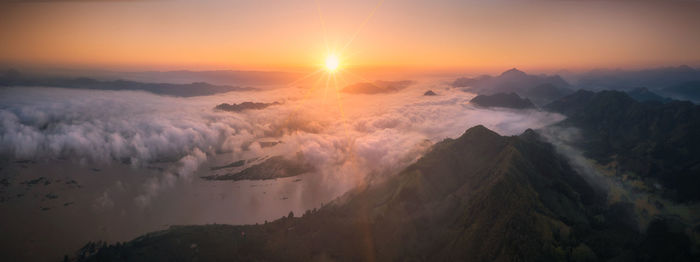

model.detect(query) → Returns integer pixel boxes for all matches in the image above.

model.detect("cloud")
[537,126,609,192]
[0,83,563,206]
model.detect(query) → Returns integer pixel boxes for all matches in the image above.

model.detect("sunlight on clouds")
[0,81,563,205]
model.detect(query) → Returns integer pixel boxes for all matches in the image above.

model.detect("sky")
[2,0,700,73]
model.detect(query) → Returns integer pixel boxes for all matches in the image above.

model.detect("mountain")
[500,67,528,78]
[110,70,302,86]
[423,90,437,96]
[452,68,573,106]
[661,81,700,103]
[214,101,280,112]
[341,80,413,94]
[545,90,700,201]
[573,65,700,91]
[0,68,302,86]
[72,125,698,261]
[0,70,254,97]
[521,83,576,105]
[626,87,672,103]
[452,74,491,87]
[470,92,535,109]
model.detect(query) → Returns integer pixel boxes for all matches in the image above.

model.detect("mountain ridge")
[0,70,254,97]
[72,125,675,261]
[452,69,573,106]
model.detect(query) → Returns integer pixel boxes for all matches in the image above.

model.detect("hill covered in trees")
[72,126,698,261]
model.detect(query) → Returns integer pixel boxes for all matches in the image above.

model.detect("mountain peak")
[500,68,527,77]
[520,128,538,139]
[459,125,501,141]
[676,64,695,72]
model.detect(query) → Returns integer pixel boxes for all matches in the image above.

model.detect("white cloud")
[0,83,564,206]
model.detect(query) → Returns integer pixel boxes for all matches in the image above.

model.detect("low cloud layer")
[0,81,564,206]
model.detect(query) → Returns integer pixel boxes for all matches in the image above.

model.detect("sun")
[325,54,340,72]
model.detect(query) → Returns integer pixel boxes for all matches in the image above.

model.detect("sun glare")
[325,55,340,72]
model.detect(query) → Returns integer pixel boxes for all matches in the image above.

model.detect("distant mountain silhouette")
[470,92,535,109]
[0,68,303,86]
[0,69,254,97]
[72,125,696,261]
[660,81,700,103]
[112,70,302,86]
[626,87,672,103]
[546,90,700,201]
[452,74,491,87]
[574,65,700,92]
[214,101,280,112]
[423,90,437,96]
[452,68,572,105]
[499,67,528,78]
[341,80,413,94]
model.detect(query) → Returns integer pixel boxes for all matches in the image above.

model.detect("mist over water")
[0,79,563,260]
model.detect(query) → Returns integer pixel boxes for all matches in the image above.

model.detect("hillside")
[70,125,698,261]
[662,81,700,103]
[574,65,700,91]
[545,90,700,201]
[470,92,535,109]
[626,87,672,103]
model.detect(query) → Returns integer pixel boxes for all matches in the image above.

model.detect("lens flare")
[325,55,339,72]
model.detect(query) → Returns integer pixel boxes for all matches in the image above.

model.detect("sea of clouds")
[0,81,564,206]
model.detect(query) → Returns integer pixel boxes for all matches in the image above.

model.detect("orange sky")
[2,0,700,73]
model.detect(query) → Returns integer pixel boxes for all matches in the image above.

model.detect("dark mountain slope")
[661,81,700,103]
[453,68,573,106]
[545,90,700,201]
[626,87,672,103]
[73,125,664,261]
[574,65,700,91]
[470,92,535,109]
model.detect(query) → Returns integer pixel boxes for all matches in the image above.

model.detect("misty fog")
[0,79,563,260]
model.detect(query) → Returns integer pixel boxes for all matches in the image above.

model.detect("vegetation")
[72,126,699,261]
[546,90,700,201]
[470,92,535,109]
